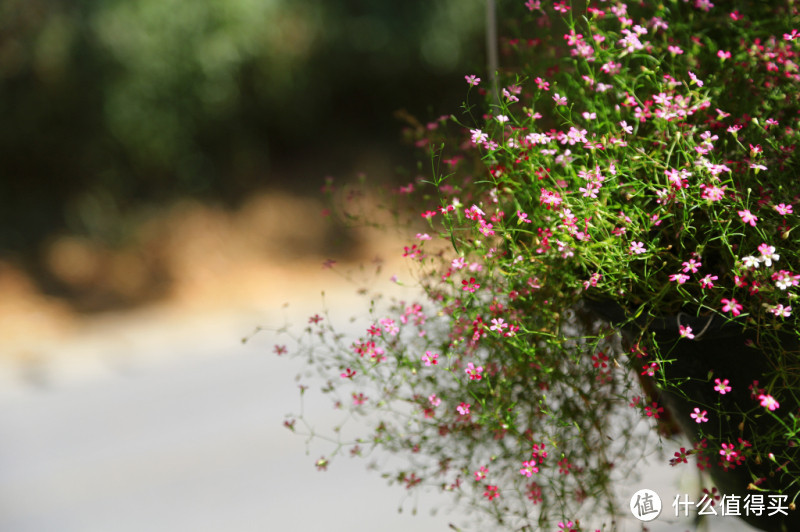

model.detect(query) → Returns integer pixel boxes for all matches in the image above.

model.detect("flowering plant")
[274,1,800,530]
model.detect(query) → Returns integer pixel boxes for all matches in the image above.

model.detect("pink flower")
[470,129,488,145]
[738,209,758,227]
[669,273,690,284]
[535,77,550,91]
[525,0,541,12]
[690,408,708,423]
[700,274,718,288]
[519,460,539,477]
[641,362,658,377]
[490,318,508,332]
[457,402,471,415]
[714,378,732,394]
[688,71,704,86]
[679,325,695,339]
[553,1,570,13]
[421,351,439,366]
[465,362,484,381]
[461,277,480,293]
[473,465,488,481]
[717,50,731,60]
[769,304,792,317]
[553,93,568,106]
[483,485,500,500]
[465,75,480,86]
[721,298,743,316]
[629,241,645,255]
[720,443,738,462]
[773,270,800,290]
[757,243,779,266]
[682,259,702,273]
[774,203,793,215]
[759,394,780,411]
[428,394,441,407]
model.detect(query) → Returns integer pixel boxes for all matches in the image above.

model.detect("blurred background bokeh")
[1,0,486,312]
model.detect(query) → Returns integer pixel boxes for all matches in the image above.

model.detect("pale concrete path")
[0,293,761,531]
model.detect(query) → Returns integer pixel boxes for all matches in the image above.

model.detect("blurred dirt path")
[0,189,417,383]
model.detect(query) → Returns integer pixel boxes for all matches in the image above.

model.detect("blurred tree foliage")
[0,0,484,253]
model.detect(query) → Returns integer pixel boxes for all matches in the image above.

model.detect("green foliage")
[0,0,485,252]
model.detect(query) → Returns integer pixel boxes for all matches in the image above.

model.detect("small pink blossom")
[669,273,690,284]
[721,298,743,316]
[720,442,738,462]
[679,325,695,339]
[700,274,718,288]
[757,243,779,266]
[483,485,500,500]
[519,460,539,477]
[738,209,758,227]
[759,394,780,411]
[772,270,800,290]
[700,184,727,202]
[428,394,441,407]
[682,259,702,273]
[769,304,792,317]
[465,362,484,381]
[553,1,570,13]
[535,77,550,91]
[774,203,793,215]
[490,318,508,332]
[525,0,541,12]
[629,241,645,255]
[690,408,708,423]
[457,402,471,415]
[421,351,439,366]
[714,378,732,394]
[461,277,480,293]
[465,75,480,86]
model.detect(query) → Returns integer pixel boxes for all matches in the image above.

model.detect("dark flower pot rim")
[583,297,744,341]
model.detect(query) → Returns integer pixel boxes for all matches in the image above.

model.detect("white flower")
[741,256,760,269]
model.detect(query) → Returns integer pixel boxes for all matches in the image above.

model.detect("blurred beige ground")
[0,189,415,371]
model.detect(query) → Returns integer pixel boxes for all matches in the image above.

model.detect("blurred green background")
[0,0,486,263]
